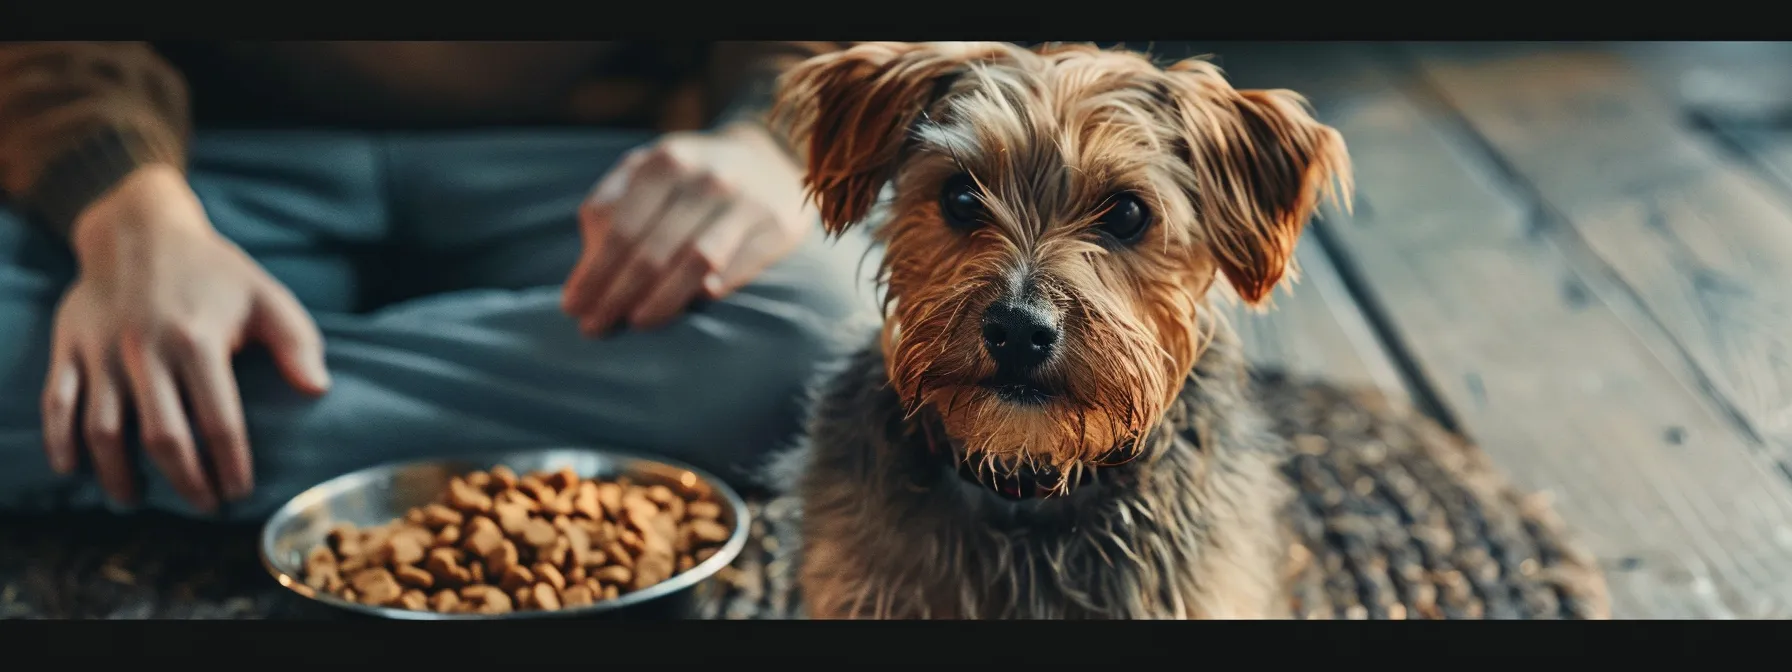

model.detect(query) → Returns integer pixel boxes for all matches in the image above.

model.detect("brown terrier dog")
[763,42,1351,619]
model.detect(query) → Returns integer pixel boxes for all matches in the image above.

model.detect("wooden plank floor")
[1195,42,1792,619]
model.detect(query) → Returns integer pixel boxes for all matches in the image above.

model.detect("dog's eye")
[939,173,987,230]
[1097,193,1151,243]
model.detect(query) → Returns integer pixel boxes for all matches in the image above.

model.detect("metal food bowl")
[259,448,750,620]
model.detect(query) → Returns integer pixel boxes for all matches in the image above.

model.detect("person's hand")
[561,121,816,335]
[41,164,330,512]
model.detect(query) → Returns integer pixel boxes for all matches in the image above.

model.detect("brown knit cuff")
[24,124,186,239]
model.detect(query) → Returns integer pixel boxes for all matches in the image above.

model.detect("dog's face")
[773,42,1350,486]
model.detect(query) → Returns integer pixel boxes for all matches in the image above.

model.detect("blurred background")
[1144,41,1792,619]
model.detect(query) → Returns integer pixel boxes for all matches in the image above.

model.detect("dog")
[763,41,1351,619]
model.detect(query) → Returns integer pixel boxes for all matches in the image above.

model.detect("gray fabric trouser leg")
[0,128,881,521]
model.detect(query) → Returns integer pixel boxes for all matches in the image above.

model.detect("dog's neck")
[914,412,1118,501]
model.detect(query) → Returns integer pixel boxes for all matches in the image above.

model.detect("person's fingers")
[579,245,653,337]
[170,337,254,502]
[564,147,683,317]
[119,332,217,513]
[562,200,613,316]
[628,202,760,330]
[590,176,729,333]
[251,284,330,395]
[602,145,692,242]
[625,247,713,332]
[80,349,134,506]
[564,206,630,323]
[40,339,82,475]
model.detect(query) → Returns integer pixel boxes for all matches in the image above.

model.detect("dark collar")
[913,409,1208,500]
[918,420,1102,501]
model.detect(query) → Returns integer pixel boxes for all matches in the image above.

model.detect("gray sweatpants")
[0,128,880,520]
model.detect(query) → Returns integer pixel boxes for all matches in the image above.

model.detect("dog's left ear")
[1163,59,1352,306]
[771,42,1019,236]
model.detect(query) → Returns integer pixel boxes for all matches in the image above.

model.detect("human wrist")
[718,119,802,169]
[28,123,190,240]
[69,163,208,260]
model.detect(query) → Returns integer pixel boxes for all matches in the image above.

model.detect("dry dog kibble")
[596,482,624,518]
[383,535,426,566]
[498,565,534,593]
[486,539,520,578]
[687,501,721,520]
[395,565,435,589]
[430,589,460,613]
[592,564,631,586]
[574,482,603,519]
[351,568,403,606]
[562,584,595,607]
[490,465,519,490]
[448,478,493,513]
[460,584,513,614]
[464,517,504,555]
[299,465,733,613]
[603,540,633,570]
[465,471,492,490]
[467,559,486,585]
[521,519,557,549]
[688,519,731,545]
[535,563,566,591]
[422,504,464,528]
[532,583,562,611]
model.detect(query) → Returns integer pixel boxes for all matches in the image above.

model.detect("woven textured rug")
[0,373,1608,620]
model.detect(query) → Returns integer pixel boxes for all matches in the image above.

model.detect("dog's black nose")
[981,301,1059,372]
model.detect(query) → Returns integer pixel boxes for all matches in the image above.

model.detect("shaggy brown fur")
[765,42,1351,619]
[765,324,1292,618]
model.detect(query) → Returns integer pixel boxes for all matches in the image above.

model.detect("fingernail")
[704,274,725,296]
[49,452,74,475]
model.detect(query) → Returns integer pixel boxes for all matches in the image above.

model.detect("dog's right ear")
[1161,59,1352,308]
[771,41,1017,236]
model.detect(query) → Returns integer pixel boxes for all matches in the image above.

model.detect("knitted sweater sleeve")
[0,41,191,238]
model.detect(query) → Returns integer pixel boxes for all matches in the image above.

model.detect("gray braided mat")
[0,373,1607,620]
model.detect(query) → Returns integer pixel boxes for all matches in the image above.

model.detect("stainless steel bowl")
[259,448,750,620]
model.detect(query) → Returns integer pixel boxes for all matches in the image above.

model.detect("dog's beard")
[931,389,1128,495]
[885,303,1172,492]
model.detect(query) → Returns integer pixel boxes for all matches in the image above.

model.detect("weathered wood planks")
[1219,43,1792,618]
[1227,235,1412,406]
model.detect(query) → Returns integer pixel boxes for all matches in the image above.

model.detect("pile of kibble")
[298,465,734,614]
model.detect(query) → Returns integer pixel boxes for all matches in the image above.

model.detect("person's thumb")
[251,285,331,396]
